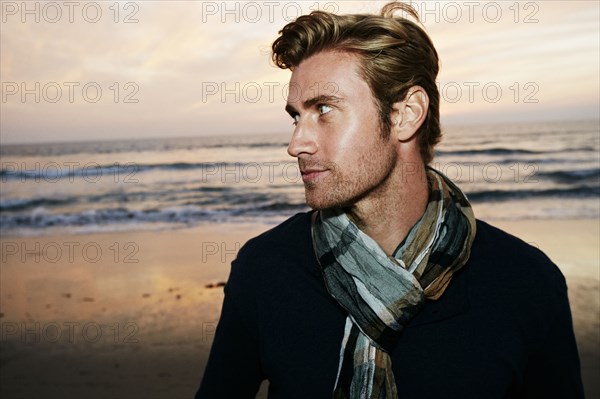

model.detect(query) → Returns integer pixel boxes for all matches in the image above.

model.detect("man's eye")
[292,114,300,126]
[318,104,332,115]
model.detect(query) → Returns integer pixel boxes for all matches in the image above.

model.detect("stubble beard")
[302,138,397,211]
[303,171,349,210]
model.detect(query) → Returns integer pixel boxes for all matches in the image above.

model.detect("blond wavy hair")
[272,2,440,164]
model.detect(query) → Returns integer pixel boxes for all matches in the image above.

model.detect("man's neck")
[346,162,429,256]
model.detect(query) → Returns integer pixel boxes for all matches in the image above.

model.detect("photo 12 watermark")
[425,162,539,184]
[200,1,339,23]
[1,1,140,24]
[201,81,339,104]
[1,241,141,264]
[401,1,540,24]
[437,81,540,104]
[0,321,140,344]
[1,82,140,104]
[1,162,140,183]
[199,161,300,184]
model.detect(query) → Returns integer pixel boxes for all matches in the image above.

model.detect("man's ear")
[391,86,429,143]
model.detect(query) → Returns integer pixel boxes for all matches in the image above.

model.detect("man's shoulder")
[254,211,312,241]
[470,219,567,293]
[225,211,315,294]
[473,219,559,267]
[240,211,312,255]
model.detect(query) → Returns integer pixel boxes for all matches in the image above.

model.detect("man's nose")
[287,119,318,158]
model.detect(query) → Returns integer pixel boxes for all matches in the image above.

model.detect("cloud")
[1,1,598,143]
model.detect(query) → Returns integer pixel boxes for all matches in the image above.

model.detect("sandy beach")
[1,217,598,398]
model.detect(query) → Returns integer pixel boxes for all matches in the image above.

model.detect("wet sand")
[0,218,598,398]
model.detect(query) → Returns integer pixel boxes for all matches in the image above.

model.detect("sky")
[1,0,599,144]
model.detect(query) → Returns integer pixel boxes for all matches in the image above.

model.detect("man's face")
[285,50,398,210]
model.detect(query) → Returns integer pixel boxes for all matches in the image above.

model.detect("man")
[196,2,584,398]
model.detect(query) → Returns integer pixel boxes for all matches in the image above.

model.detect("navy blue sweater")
[196,212,584,398]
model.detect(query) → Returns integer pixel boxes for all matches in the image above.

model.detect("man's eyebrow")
[303,94,343,108]
[285,103,297,116]
[285,95,344,116]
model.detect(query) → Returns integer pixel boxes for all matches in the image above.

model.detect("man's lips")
[300,168,328,182]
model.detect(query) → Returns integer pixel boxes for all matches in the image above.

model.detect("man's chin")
[305,193,346,210]
[305,196,330,211]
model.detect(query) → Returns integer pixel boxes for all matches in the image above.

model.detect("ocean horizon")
[1,120,598,237]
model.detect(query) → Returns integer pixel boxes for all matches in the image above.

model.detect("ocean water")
[1,120,598,236]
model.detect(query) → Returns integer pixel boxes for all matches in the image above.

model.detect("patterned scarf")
[311,167,476,399]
